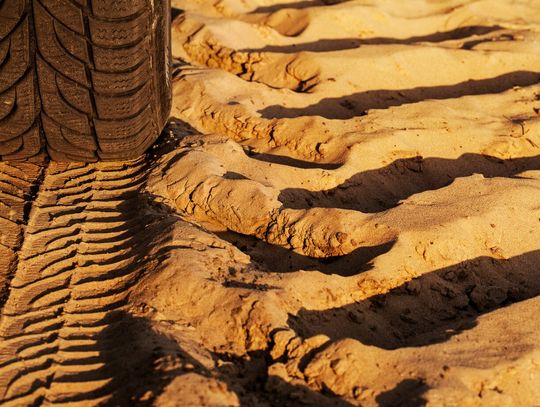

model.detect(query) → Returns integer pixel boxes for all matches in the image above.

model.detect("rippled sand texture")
[1,0,539,406]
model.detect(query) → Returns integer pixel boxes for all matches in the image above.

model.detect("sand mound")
[1,0,539,405]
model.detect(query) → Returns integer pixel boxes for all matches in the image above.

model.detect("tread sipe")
[0,0,171,161]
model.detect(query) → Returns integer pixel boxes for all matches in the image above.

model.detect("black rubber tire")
[0,0,171,161]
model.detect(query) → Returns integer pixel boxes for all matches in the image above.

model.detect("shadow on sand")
[252,0,345,13]
[289,250,540,349]
[278,153,540,213]
[96,311,357,406]
[259,71,540,119]
[241,25,503,53]
[218,230,396,276]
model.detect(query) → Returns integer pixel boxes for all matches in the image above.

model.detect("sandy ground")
[1,0,540,405]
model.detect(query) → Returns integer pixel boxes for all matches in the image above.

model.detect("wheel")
[0,0,171,161]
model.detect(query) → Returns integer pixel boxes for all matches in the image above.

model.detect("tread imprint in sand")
[0,158,166,405]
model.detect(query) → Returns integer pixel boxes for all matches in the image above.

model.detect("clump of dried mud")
[1,0,539,406]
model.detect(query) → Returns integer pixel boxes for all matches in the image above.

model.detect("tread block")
[37,58,92,135]
[0,87,16,121]
[0,0,25,39]
[2,125,44,160]
[91,62,150,94]
[91,0,147,19]
[54,20,90,64]
[34,0,88,86]
[94,82,151,120]
[47,145,96,162]
[0,70,39,140]
[98,120,155,153]
[56,74,93,115]
[42,114,96,155]
[92,40,148,72]
[37,0,85,35]
[61,126,97,152]
[0,18,31,94]
[89,11,150,48]
[0,130,23,155]
[0,38,9,66]
[94,106,152,140]
[98,135,153,160]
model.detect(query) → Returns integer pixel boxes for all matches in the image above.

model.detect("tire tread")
[0,0,171,161]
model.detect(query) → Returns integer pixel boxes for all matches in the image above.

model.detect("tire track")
[0,158,173,406]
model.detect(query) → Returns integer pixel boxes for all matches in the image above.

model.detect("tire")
[0,0,171,161]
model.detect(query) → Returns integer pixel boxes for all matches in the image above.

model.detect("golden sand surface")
[1,0,539,405]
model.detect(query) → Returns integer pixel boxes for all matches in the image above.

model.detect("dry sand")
[1,0,540,405]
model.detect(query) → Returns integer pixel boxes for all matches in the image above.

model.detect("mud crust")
[0,0,171,161]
